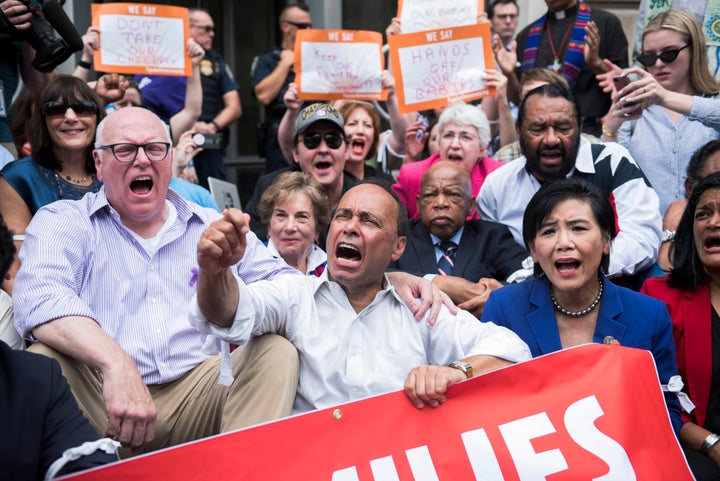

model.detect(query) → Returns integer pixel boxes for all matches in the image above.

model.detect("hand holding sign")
[294,29,387,101]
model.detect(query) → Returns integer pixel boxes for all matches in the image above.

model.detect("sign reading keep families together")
[91,3,191,77]
[65,345,692,480]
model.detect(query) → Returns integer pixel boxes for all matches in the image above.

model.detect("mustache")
[538,144,566,156]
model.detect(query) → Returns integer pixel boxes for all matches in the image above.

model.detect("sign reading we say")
[389,23,495,114]
[397,0,484,34]
[91,3,191,77]
[295,30,386,101]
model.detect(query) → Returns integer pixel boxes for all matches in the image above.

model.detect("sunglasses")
[42,100,98,118]
[636,44,689,67]
[192,24,214,33]
[285,20,312,29]
[301,132,344,150]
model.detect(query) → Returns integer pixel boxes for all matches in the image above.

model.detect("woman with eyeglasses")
[601,9,720,216]
[392,102,503,219]
[0,75,105,292]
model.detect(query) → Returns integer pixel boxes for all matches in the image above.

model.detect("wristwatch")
[701,433,720,455]
[661,229,676,242]
[448,361,473,379]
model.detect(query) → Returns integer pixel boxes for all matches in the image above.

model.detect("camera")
[192,132,223,150]
[0,0,83,73]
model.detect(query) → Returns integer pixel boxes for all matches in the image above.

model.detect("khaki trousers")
[30,334,299,457]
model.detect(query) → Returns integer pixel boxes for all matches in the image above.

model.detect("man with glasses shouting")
[251,4,313,173]
[244,102,357,249]
[12,107,301,457]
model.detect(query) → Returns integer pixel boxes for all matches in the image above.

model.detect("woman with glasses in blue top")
[0,75,105,293]
[600,9,720,217]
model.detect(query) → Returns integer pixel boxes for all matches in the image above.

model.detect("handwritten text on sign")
[91,3,191,76]
[398,0,482,34]
[296,30,385,101]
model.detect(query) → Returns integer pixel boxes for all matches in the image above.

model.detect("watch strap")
[448,361,473,379]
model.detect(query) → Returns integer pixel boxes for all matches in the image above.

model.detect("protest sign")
[64,344,692,481]
[294,30,386,101]
[91,3,191,76]
[388,23,495,114]
[397,0,484,34]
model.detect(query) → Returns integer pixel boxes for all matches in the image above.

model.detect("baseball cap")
[295,103,344,135]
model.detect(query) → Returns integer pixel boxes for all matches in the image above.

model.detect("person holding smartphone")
[601,9,720,216]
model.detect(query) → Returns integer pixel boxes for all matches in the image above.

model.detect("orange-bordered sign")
[91,3,191,77]
[64,344,693,481]
[294,29,387,102]
[397,0,485,34]
[388,23,495,114]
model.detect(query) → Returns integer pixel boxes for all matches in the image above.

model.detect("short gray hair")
[94,107,171,149]
[436,103,491,148]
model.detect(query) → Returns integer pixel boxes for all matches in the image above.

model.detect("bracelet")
[77,59,92,69]
[211,120,221,132]
[601,125,618,139]
[701,433,720,455]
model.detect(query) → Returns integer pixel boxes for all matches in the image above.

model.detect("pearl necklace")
[550,277,604,317]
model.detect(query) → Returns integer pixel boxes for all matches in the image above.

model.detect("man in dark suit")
[0,340,117,480]
[389,161,531,317]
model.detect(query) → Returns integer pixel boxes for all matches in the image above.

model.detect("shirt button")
[152,298,158,304]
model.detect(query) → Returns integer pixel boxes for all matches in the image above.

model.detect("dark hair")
[353,177,408,236]
[685,139,720,195]
[523,177,616,275]
[0,214,14,281]
[516,83,582,130]
[30,75,105,172]
[488,0,519,18]
[669,172,720,289]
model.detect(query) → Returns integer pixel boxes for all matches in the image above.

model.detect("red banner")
[63,344,693,480]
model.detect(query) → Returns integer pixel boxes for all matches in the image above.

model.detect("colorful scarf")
[521,2,592,89]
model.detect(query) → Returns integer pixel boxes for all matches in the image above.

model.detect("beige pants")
[30,334,299,457]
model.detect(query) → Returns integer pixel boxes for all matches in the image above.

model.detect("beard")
[520,133,580,182]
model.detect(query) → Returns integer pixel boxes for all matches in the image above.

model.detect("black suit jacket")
[390,219,529,282]
[0,342,115,480]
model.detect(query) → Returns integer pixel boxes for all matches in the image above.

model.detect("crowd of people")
[1,0,719,480]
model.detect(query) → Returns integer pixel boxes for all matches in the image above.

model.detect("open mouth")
[351,139,366,156]
[315,161,332,171]
[555,259,580,272]
[130,175,153,194]
[447,153,463,162]
[336,242,361,262]
[705,237,720,249]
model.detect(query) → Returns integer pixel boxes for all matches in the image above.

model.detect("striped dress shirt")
[13,189,296,384]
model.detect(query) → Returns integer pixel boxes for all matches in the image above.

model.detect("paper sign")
[91,3,191,77]
[294,30,387,101]
[388,23,495,114]
[397,0,484,34]
[63,345,693,481]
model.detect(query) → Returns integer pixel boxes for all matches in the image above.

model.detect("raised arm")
[277,82,301,164]
[169,38,204,142]
[72,26,100,81]
[253,49,295,106]
[381,70,409,171]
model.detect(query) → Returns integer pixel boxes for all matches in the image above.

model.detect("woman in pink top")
[392,102,503,218]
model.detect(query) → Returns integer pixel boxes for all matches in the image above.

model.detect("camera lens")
[192,133,206,146]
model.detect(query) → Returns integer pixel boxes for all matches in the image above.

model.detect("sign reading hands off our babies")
[91,3,191,77]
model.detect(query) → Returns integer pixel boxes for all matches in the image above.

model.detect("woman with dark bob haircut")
[258,171,330,275]
[0,75,105,291]
[642,173,720,479]
[483,177,682,435]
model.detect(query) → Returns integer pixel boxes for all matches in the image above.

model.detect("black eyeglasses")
[285,20,312,29]
[494,13,518,20]
[42,100,98,118]
[636,44,689,67]
[191,24,214,33]
[97,142,171,163]
[301,132,344,150]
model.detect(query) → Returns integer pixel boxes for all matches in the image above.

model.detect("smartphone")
[416,113,429,141]
[613,76,641,114]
